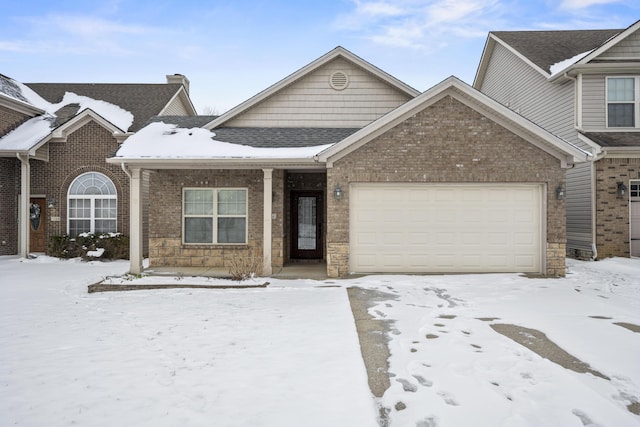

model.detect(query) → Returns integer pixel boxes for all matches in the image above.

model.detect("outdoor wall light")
[334,185,343,200]
[48,197,56,208]
[556,184,565,200]
[617,182,627,198]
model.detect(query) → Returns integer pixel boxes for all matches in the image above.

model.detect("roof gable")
[474,28,623,87]
[205,46,419,129]
[320,76,590,168]
[25,82,195,131]
[573,19,640,66]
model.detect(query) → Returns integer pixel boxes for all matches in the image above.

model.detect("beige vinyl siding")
[226,58,412,128]
[581,75,606,130]
[161,97,190,116]
[566,162,593,251]
[598,31,640,59]
[479,42,594,253]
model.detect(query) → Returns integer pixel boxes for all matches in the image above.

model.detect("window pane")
[218,190,246,215]
[95,199,117,219]
[608,104,634,127]
[95,220,117,234]
[69,220,91,237]
[608,78,634,101]
[185,190,213,215]
[69,198,91,219]
[185,217,213,243]
[70,172,116,196]
[297,197,317,250]
[218,218,246,243]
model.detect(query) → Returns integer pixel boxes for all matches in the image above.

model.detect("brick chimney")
[166,74,190,94]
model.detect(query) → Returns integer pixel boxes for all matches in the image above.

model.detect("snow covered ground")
[0,255,638,426]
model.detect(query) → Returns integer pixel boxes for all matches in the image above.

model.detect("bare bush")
[228,253,263,281]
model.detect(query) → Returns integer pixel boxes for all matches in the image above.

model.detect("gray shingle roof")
[145,116,360,148]
[582,132,639,147]
[492,29,622,73]
[212,127,360,148]
[0,74,30,104]
[25,83,185,131]
[146,115,217,128]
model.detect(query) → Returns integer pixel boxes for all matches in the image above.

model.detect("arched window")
[68,172,117,236]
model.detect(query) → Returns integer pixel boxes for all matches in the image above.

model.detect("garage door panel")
[350,183,542,273]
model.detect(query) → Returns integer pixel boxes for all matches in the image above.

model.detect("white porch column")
[129,168,143,274]
[262,168,273,276]
[17,154,31,258]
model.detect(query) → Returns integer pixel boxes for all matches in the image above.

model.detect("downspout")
[120,162,132,179]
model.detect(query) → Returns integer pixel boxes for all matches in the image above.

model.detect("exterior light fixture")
[556,184,565,200]
[334,185,343,200]
[617,182,627,198]
[48,197,56,208]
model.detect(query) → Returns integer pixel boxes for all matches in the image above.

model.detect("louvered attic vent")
[329,71,349,91]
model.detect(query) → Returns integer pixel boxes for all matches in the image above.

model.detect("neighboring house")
[474,20,640,259]
[110,47,588,278]
[0,73,196,257]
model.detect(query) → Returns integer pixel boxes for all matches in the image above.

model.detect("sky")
[1,1,639,114]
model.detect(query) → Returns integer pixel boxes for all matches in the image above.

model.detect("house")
[474,20,640,259]
[0,73,196,257]
[110,47,588,278]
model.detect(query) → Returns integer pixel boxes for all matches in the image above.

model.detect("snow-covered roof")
[113,122,332,160]
[0,75,134,154]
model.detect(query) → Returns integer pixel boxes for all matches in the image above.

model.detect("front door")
[291,191,323,259]
[29,197,46,252]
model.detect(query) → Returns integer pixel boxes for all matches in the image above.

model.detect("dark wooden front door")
[29,197,46,252]
[291,191,323,259]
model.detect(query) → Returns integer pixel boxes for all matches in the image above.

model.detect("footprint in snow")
[416,416,439,427]
[396,378,418,392]
[572,409,604,427]
[412,374,433,387]
[437,391,459,406]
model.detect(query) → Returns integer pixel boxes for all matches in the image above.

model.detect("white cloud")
[559,0,623,10]
[336,0,501,50]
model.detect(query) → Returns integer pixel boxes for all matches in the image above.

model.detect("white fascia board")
[204,46,420,129]
[473,34,496,88]
[106,156,324,170]
[50,108,123,141]
[600,147,640,158]
[574,21,639,67]
[577,133,603,156]
[0,93,45,116]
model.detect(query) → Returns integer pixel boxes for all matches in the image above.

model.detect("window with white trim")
[68,172,117,236]
[607,77,639,128]
[183,188,247,244]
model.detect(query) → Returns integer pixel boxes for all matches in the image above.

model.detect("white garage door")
[350,183,543,273]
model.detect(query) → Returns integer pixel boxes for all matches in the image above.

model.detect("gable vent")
[329,71,349,91]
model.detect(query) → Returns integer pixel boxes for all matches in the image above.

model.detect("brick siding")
[595,157,640,258]
[29,121,130,251]
[326,95,567,277]
[149,169,285,269]
[0,158,20,255]
[0,107,31,254]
